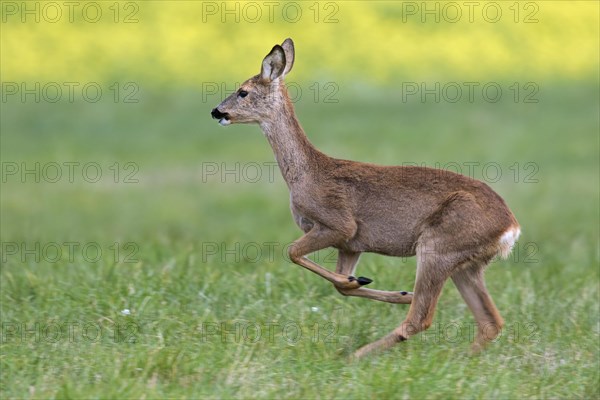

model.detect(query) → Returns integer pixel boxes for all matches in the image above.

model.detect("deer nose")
[211,108,226,119]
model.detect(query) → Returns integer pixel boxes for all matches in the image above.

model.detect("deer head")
[211,38,295,126]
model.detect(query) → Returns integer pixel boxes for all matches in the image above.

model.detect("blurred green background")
[1,1,598,398]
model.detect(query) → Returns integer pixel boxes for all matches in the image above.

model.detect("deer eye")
[238,90,249,98]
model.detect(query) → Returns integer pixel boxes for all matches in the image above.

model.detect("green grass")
[1,82,598,399]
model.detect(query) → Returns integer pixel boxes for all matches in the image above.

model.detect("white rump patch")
[498,226,521,259]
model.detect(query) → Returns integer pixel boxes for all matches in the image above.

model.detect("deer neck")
[259,90,324,188]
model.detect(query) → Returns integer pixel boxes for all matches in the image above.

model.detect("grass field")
[1,78,598,398]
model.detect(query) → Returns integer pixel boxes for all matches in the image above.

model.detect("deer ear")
[281,38,295,77]
[260,45,287,82]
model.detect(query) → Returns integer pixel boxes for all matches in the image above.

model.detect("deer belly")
[350,220,419,257]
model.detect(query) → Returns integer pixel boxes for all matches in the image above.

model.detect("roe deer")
[211,38,520,358]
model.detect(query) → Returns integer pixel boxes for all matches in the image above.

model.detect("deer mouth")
[211,108,231,126]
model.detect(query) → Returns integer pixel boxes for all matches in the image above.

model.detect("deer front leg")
[337,287,414,304]
[288,228,370,290]
[335,250,413,304]
[335,250,375,287]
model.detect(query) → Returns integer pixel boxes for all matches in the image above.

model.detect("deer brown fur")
[211,38,520,358]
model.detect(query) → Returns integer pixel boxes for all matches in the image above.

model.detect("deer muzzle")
[211,108,231,126]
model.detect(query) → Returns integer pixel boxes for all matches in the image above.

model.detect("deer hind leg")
[451,261,504,352]
[353,246,456,358]
[334,250,413,304]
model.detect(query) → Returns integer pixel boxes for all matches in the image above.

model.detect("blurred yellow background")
[2,1,598,86]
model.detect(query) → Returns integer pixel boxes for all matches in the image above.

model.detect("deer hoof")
[348,276,373,286]
[357,276,373,286]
